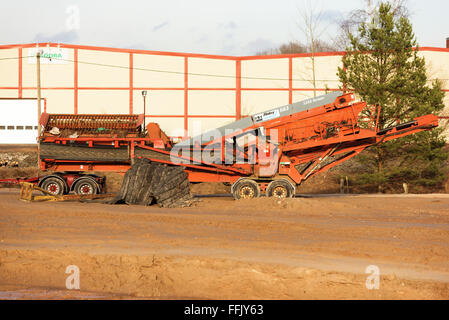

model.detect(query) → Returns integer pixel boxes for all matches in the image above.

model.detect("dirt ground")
[0,188,448,300]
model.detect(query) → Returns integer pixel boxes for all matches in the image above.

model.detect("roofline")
[0,42,448,60]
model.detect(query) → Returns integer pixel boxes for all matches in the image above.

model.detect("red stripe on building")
[8,86,343,92]
[241,88,289,91]
[184,57,189,136]
[129,53,133,114]
[18,48,22,98]
[21,87,77,90]
[74,49,78,114]
[0,43,239,60]
[292,88,340,92]
[288,57,292,104]
[236,60,241,120]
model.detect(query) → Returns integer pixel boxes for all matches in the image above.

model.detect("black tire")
[112,158,191,208]
[232,179,260,200]
[73,178,98,195]
[40,177,66,196]
[266,180,295,199]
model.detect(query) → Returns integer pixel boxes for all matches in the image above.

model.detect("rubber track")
[40,143,172,162]
[111,158,192,208]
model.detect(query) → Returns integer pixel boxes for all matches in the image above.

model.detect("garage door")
[0,99,43,144]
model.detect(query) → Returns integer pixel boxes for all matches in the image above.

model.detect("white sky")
[1,0,448,55]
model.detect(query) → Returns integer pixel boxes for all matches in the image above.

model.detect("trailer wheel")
[73,178,98,195]
[232,179,260,200]
[266,180,295,199]
[41,177,65,196]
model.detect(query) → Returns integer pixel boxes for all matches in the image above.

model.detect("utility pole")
[36,50,42,167]
[36,51,42,137]
[142,90,147,132]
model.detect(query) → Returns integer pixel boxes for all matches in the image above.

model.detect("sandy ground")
[0,188,449,300]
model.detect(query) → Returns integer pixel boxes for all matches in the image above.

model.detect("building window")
[16,126,24,130]
[0,126,5,130]
[25,126,33,130]
[7,126,14,130]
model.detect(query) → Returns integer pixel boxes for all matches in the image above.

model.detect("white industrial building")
[0,42,448,144]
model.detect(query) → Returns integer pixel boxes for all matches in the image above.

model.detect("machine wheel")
[232,179,260,200]
[266,180,295,199]
[73,178,98,195]
[41,177,65,196]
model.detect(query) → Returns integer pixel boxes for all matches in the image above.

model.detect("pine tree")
[337,1,447,192]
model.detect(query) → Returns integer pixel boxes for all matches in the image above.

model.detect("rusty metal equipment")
[40,113,145,138]
[3,91,439,200]
[168,91,439,198]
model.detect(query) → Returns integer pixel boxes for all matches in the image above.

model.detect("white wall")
[0,99,42,144]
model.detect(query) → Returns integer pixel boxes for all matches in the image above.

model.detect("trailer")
[1,91,439,200]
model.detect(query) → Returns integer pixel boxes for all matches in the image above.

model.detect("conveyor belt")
[176,91,343,147]
[40,143,172,162]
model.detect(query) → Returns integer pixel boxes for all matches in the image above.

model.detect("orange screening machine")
[32,91,438,199]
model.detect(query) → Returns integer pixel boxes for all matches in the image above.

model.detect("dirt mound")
[111,158,192,208]
[2,248,448,300]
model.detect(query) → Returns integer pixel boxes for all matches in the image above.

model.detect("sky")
[1,0,448,56]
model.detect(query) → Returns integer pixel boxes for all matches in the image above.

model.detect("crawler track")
[112,158,192,208]
[39,143,172,162]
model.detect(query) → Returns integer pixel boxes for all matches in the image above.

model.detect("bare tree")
[335,0,410,50]
[256,1,337,97]
[278,41,308,54]
[257,40,336,56]
[256,41,307,56]
[296,1,334,97]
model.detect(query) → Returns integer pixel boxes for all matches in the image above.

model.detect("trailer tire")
[232,179,260,200]
[266,179,295,199]
[40,177,65,196]
[73,178,98,195]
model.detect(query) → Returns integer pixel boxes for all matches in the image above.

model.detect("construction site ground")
[1,187,449,300]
